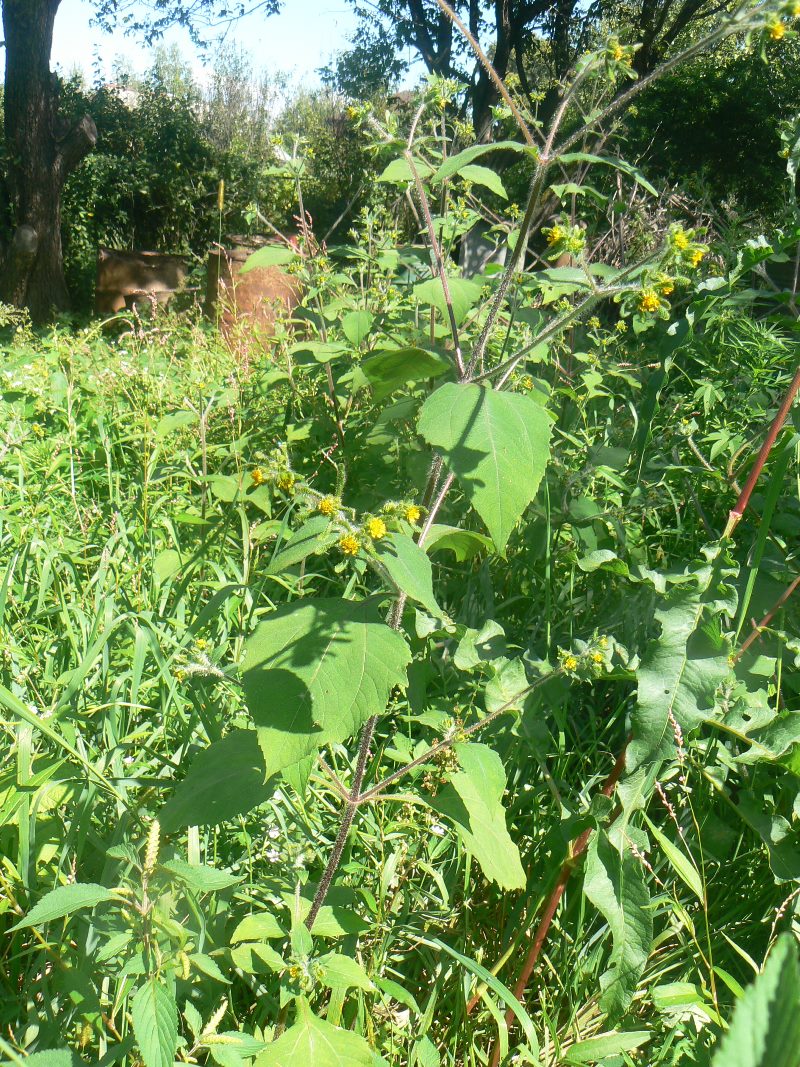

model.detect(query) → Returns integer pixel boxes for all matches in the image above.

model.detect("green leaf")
[418,383,553,552]
[424,525,494,562]
[564,1031,650,1064]
[377,156,434,184]
[431,744,525,890]
[10,883,114,930]
[190,952,231,984]
[160,730,274,832]
[317,951,373,990]
[454,620,506,671]
[342,310,373,346]
[231,912,285,942]
[241,245,297,271]
[153,548,182,584]
[131,978,178,1067]
[373,534,441,615]
[558,152,659,196]
[643,816,704,901]
[583,828,652,1015]
[155,410,197,438]
[7,1053,87,1066]
[360,348,450,402]
[432,141,528,183]
[457,164,508,199]
[254,998,373,1066]
[267,516,339,574]
[231,941,285,974]
[159,859,240,893]
[413,276,482,326]
[242,598,410,779]
[627,587,732,772]
[711,935,800,1067]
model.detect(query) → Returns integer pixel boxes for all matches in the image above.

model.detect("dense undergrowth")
[2,4,800,1065]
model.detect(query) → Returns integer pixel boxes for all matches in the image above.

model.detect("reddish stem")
[734,573,800,662]
[481,743,629,1067]
[723,361,800,538]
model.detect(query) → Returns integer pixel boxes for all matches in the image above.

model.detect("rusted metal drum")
[205,244,302,341]
[95,247,189,314]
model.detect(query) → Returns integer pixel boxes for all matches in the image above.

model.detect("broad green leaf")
[317,951,373,990]
[432,140,528,182]
[243,598,410,779]
[484,657,529,714]
[160,730,274,832]
[644,816,704,901]
[711,935,800,1067]
[159,859,240,893]
[153,549,181,584]
[190,952,231,984]
[131,978,178,1067]
[737,795,800,882]
[373,534,441,615]
[458,164,508,199]
[564,1031,650,1064]
[267,516,339,574]
[231,912,285,942]
[241,245,297,271]
[231,942,285,974]
[155,410,197,438]
[360,348,450,402]
[7,1053,86,1066]
[558,152,659,196]
[342,310,373,346]
[418,383,553,552]
[431,743,525,890]
[424,525,494,562]
[254,998,373,1066]
[377,156,434,184]
[289,340,349,363]
[413,276,482,326]
[454,620,506,671]
[11,883,114,930]
[583,828,652,1015]
[626,587,732,772]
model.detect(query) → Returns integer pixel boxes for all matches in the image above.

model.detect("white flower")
[265,848,280,863]
[268,827,281,840]
[430,823,447,837]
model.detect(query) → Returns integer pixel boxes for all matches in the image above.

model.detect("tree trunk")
[1,0,97,321]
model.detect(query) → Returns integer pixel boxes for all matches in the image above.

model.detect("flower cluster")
[543,216,586,261]
[666,225,708,271]
[558,636,616,678]
[249,443,295,494]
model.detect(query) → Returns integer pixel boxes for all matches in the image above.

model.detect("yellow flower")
[659,278,675,296]
[611,42,624,61]
[794,2,800,16]
[639,290,662,314]
[276,471,295,492]
[366,517,387,540]
[587,316,601,330]
[689,249,706,268]
[771,19,786,39]
[405,505,422,525]
[251,467,266,487]
[592,651,604,664]
[519,375,534,390]
[615,320,628,333]
[317,495,339,516]
[338,533,361,556]
[546,224,564,246]
[672,229,690,250]
[563,655,578,671]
